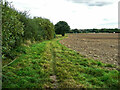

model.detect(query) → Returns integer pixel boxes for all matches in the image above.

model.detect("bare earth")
[60,33,119,66]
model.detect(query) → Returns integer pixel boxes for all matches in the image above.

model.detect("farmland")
[1,1,120,89]
[60,33,119,67]
[2,35,119,88]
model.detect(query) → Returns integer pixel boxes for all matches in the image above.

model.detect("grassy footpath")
[2,36,120,89]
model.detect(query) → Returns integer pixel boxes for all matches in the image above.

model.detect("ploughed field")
[60,33,119,66]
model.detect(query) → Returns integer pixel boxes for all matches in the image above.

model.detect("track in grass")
[2,35,120,89]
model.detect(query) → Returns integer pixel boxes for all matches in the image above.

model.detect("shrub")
[2,1,24,59]
[2,1,55,60]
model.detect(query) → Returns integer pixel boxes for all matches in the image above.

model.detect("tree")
[55,21,70,36]
[72,29,79,33]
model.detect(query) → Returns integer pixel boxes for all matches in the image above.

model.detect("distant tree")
[72,29,80,33]
[55,21,70,36]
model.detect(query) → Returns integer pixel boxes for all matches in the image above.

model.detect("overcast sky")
[7,0,119,29]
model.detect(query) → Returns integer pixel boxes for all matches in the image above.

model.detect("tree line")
[2,1,56,59]
[70,28,120,33]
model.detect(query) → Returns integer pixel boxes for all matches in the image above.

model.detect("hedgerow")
[2,1,24,59]
[2,0,55,60]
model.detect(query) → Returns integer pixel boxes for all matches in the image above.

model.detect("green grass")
[2,35,120,89]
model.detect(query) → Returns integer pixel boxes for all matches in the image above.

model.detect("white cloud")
[7,0,118,29]
[67,0,117,6]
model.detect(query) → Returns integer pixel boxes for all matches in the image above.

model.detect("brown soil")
[60,33,119,66]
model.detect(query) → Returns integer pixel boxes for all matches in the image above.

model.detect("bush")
[2,1,24,59]
[2,1,55,60]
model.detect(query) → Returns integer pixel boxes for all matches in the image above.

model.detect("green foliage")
[70,29,80,33]
[18,12,35,41]
[55,21,70,36]
[70,28,120,33]
[2,1,55,60]
[18,12,55,41]
[2,1,24,59]
[33,17,55,40]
